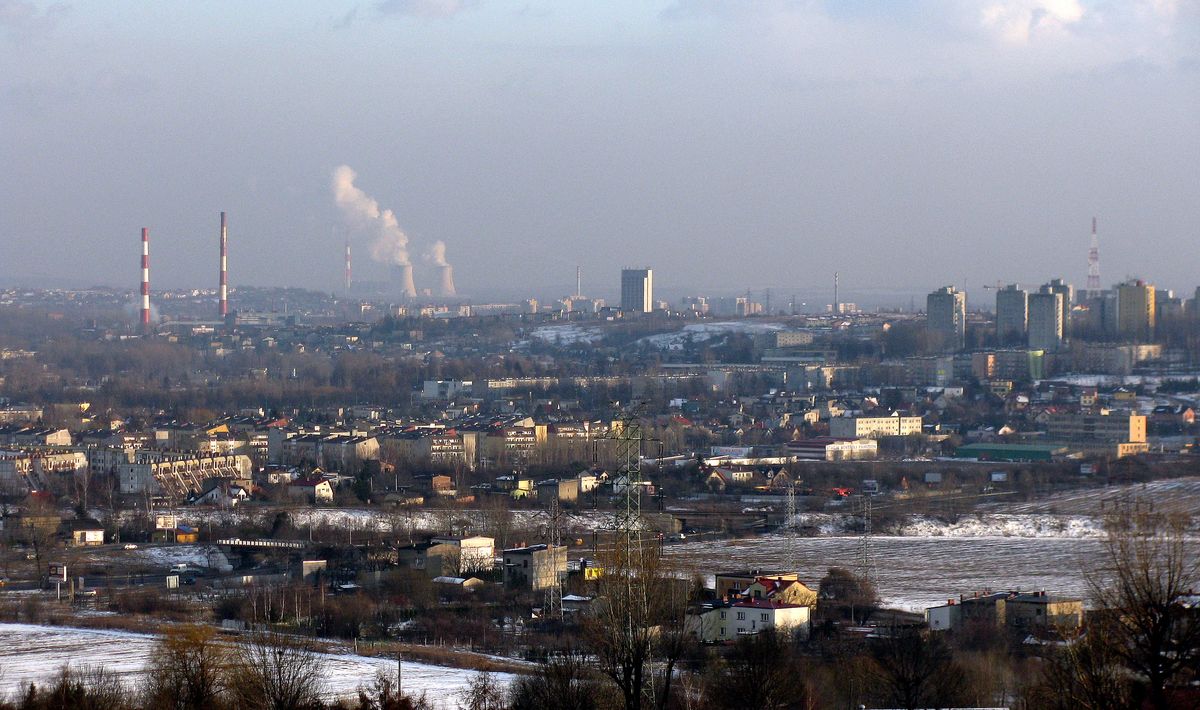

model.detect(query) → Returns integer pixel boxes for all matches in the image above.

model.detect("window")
[719,611,726,620]
[761,613,769,622]
[736,611,745,621]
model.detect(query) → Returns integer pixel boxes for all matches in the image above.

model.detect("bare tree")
[1086,511,1200,710]
[867,626,966,710]
[704,629,812,710]
[227,633,327,710]
[583,542,694,710]
[507,650,599,710]
[140,624,231,710]
[458,671,507,710]
[1025,622,1132,710]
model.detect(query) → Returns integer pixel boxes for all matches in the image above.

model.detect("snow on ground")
[896,514,1105,538]
[984,476,1200,517]
[0,623,511,707]
[158,506,620,539]
[787,511,1107,539]
[637,321,788,350]
[529,324,605,345]
[665,533,1110,612]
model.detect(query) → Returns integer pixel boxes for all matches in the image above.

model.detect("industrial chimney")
[344,239,352,293]
[439,265,456,297]
[218,212,228,318]
[140,227,151,330]
[396,264,417,298]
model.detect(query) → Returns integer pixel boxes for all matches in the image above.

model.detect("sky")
[0,0,1196,305]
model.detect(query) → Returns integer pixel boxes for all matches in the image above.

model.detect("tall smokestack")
[219,212,228,318]
[397,264,416,298]
[576,265,581,298]
[439,264,456,297]
[344,239,352,293]
[141,227,151,330]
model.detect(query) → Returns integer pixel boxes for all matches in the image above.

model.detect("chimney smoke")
[331,165,411,268]
[425,240,456,296]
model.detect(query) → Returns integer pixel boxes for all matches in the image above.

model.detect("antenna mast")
[1087,217,1101,298]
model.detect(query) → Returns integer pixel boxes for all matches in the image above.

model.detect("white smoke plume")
[331,165,410,266]
[425,241,456,296]
[425,240,448,267]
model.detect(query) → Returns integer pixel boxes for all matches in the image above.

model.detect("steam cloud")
[426,240,447,266]
[426,240,456,297]
[331,165,410,267]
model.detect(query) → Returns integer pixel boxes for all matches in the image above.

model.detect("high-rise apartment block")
[1115,279,1155,342]
[995,284,1028,343]
[1027,291,1064,351]
[927,286,966,350]
[620,268,653,313]
[1042,278,1073,335]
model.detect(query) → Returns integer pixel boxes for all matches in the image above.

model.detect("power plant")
[439,264,456,297]
[396,263,417,299]
[140,227,150,330]
[218,211,229,318]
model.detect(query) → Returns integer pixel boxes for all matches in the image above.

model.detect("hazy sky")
[1,0,1196,303]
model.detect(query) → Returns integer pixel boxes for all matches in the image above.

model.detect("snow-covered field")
[0,623,511,707]
[983,476,1200,516]
[665,533,1109,612]
[529,324,605,345]
[638,321,788,350]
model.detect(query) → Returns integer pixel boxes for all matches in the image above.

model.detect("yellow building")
[1116,280,1155,341]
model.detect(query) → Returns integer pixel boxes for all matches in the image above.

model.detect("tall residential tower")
[620,268,653,314]
[927,286,966,350]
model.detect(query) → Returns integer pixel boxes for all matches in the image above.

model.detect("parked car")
[123,543,139,550]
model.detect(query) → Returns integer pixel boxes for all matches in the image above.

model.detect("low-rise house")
[432,576,487,591]
[742,575,818,608]
[431,535,496,574]
[59,518,105,547]
[925,590,1082,632]
[537,478,580,505]
[689,598,811,643]
[503,544,568,590]
[287,476,334,504]
[190,478,250,508]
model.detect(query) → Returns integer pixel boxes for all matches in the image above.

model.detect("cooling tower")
[439,265,456,297]
[395,264,417,298]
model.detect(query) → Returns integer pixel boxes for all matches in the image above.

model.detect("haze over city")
[1,0,1197,303]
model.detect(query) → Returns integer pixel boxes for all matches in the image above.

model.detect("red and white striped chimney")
[219,211,228,318]
[140,227,151,329]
